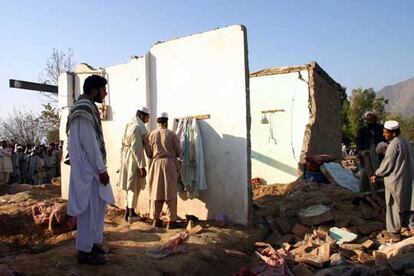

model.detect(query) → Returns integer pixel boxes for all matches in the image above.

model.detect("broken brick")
[311,243,330,262]
[357,251,374,264]
[314,228,328,239]
[373,250,388,266]
[292,224,312,238]
[292,263,314,276]
[339,244,364,251]
[265,216,279,231]
[254,242,268,248]
[282,242,292,251]
[357,221,383,235]
[389,253,414,272]
[405,268,414,276]
[290,244,313,256]
[361,239,374,249]
[276,234,295,246]
[330,253,346,266]
[274,217,292,234]
[265,231,282,246]
[297,204,333,226]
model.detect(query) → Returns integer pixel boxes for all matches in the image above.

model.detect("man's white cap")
[137,106,150,114]
[384,120,399,131]
[363,111,377,119]
[157,112,168,118]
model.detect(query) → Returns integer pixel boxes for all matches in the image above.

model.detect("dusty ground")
[0,177,413,275]
[0,184,266,276]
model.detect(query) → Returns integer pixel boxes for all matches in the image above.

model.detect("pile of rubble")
[252,180,414,275]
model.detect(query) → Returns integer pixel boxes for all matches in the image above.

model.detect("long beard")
[94,94,104,103]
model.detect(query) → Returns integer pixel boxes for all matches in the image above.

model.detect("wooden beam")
[261,109,285,114]
[175,114,211,121]
[9,79,58,94]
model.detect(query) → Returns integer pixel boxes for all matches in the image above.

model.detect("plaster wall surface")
[146,25,250,224]
[250,70,310,184]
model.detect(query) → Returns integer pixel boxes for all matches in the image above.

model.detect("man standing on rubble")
[371,120,414,241]
[118,106,150,222]
[357,111,385,191]
[146,112,181,230]
[66,75,114,265]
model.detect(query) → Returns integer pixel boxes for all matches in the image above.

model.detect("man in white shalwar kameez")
[0,140,13,186]
[371,120,414,241]
[66,75,114,265]
[118,106,150,222]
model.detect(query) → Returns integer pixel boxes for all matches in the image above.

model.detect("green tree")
[38,103,60,143]
[348,88,388,140]
[340,86,352,145]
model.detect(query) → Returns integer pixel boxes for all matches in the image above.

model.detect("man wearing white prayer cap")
[371,120,414,240]
[118,106,150,222]
[146,111,182,230]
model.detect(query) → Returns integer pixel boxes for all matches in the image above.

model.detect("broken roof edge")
[250,61,344,91]
[149,24,247,50]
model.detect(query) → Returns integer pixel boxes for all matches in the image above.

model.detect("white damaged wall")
[147,25,250,224]
[250,70,310,184]
[59,25,250,224]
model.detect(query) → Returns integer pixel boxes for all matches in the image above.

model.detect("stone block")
[274,216,292,234]
[357,221,383,235]
[297,204,333,226]
[292,263,314,276]
[292,224,312,238]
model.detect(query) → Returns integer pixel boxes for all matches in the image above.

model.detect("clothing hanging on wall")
[176,118,207,198]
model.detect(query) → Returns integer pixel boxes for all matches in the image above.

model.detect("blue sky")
[0,0,413,118]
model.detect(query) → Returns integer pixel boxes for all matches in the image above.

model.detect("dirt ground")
[0,184,266,276]
[0,176,413,275]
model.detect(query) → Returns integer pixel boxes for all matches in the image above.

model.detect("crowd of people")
[0,140,62,186]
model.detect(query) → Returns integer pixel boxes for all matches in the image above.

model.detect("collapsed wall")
[250,62,342,185]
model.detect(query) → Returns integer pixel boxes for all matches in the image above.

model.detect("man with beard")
[118,106,150,222]
[357,111,385,191]
[371,120,414,241]
[66,75,114,265]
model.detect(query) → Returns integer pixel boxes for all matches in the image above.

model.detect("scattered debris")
[145,231,190,259]
[297,204,333,226]
[255,245,293,275]
[329,227,358,244]
[322,162,360,193]
[329,253,346,266]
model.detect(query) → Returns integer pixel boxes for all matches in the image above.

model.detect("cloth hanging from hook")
[268,113,277,145]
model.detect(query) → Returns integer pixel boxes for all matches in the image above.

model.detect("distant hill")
[377,77,414,117]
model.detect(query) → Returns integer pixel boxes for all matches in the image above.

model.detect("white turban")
[157,112,168,119]
[384,120,399,131]
[137,106,150,114]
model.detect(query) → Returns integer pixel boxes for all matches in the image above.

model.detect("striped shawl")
[66,94,106,163]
